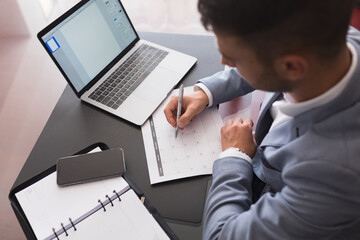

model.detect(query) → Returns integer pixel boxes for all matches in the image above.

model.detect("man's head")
[198,0,354,62]
[198,0,355,94]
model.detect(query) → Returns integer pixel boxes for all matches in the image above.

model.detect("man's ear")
[274,55,309,82]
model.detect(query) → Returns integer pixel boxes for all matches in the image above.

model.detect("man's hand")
[221,118,257,158]
[164,89,209,129]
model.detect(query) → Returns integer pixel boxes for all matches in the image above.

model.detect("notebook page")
[57,189,169,240]
[15,173,128,239]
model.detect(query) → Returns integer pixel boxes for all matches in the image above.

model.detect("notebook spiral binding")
[98,199,106,212]
[106,194,114,206]
[69,218,76,231]
[113,190,122,201]
[46,185,131,240]
[52,228,59,240]
[61,223,68,236]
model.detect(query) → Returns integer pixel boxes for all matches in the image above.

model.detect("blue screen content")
[42,0,137,92]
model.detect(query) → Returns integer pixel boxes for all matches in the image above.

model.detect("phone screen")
[56,148,125,186]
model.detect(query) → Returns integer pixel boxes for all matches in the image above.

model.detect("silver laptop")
[38,0,197,125]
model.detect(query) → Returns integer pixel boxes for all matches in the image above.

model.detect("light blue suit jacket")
[200,27,360,240]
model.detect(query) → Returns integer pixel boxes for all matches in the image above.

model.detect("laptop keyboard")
[89,44,169,110]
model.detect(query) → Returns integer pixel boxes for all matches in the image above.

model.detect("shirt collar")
[280,42,357,117]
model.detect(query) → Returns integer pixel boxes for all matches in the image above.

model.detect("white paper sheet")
[15,173,169,240]
[57,189,169,240]
[142,87,224,184]
[16,173,128,239]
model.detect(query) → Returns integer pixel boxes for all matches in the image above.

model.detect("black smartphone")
[56,148,126,186]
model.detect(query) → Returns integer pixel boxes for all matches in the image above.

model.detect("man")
[164,0,360,239]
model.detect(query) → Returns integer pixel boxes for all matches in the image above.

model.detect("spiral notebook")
[9,144,177,240]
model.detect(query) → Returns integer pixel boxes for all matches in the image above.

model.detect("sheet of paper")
[57,189,169,240]
[218,90,266,129]
[142,87,224,184]
[219,66,266,128]
[15,173,129,239]
[219,93,252,122]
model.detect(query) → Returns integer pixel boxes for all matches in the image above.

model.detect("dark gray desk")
[11,32,223,239]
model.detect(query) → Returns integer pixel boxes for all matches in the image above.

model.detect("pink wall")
[0,0,29,38]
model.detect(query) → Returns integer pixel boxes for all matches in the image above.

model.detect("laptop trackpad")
[134,67,181,103]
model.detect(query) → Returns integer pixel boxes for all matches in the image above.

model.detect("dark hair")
[198,0,355,62]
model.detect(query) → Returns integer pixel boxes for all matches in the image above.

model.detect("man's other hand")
[221,118,257,158]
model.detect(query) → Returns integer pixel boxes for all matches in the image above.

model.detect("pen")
[175,84,184,138]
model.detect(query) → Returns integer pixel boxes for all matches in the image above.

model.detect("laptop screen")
[40,0,137,93]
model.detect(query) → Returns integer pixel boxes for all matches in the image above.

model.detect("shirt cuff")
[218,147,252,164]
[194,83,213,107]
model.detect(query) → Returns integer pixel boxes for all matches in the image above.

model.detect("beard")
[247,65,294,93]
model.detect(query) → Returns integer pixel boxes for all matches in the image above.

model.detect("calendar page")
[141,87,224,184]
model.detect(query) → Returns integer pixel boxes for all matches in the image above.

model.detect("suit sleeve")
[203,156,360,240]
[197,67,254,105]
